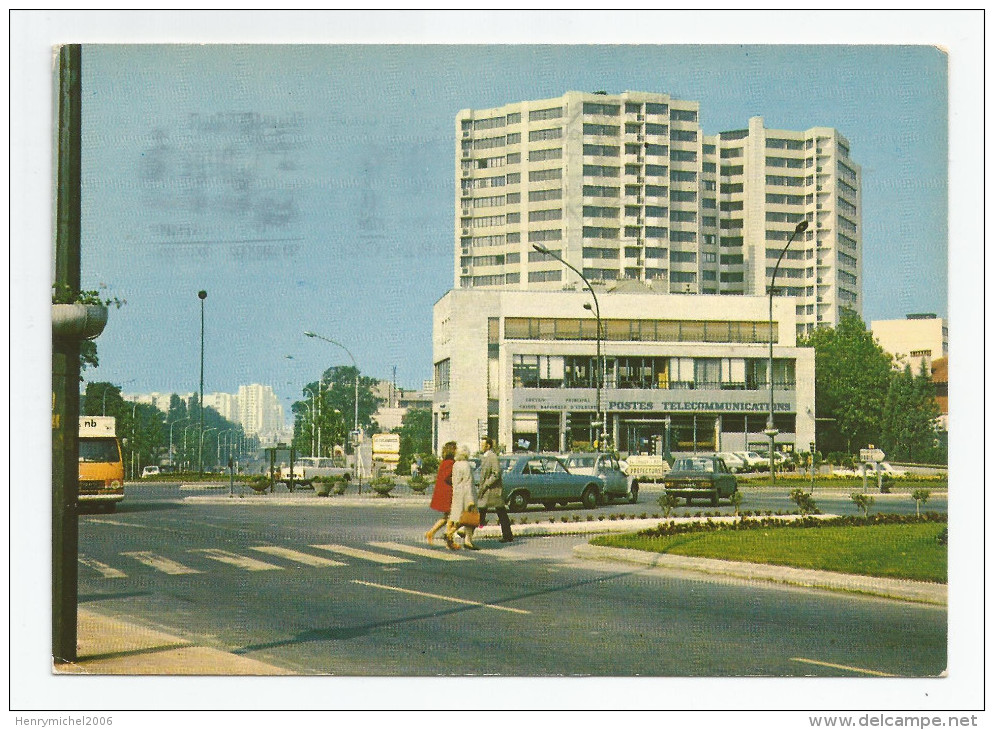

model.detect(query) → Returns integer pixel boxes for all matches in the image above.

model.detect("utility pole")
[53,44,82,664]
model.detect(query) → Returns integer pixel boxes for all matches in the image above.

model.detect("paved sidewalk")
[572,544,947,606]
[55,610,293,675]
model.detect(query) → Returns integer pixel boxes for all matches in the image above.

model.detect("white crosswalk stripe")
[368,541,473,561]
[122,551,202,575]
[190,549,283,571]
[250,546,347,567]
[312,544,412,564]
[79,555,127,579]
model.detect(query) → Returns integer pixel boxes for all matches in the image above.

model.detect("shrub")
[729,490,744,516]
[936,527,948,545]
[408,474,429,493]
[850,492,875,520]
[657,493,681,518]
[789,489,818,515]
[912,489,931,518]
[248,476,271,493]
[370,477,395,497]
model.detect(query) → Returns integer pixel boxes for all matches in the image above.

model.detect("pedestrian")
[410,455,420,479]
[446,444,479,550]
[425,441,456,545]
[476,437,513,543]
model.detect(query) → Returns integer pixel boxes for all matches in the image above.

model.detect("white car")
[833,462,906,478]
[734,451,768,471]
[141,465,160,478]
[716,452,747,473]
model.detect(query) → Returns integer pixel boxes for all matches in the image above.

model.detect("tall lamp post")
[200,427,217,472]
[197,289,207,476]
[531,244,605,451]
[766,219,809,484]
[168,417,190,469]
[304,331,359,438]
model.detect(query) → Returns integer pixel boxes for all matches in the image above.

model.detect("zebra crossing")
[80,539,504,580]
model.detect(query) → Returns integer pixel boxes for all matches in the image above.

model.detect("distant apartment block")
[871,314,948,373]
[455,91,862,335]
[124,383,285,443]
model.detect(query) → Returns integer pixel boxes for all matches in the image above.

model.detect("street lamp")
[531,244,605,451]
[197,289,207,476]
[102,378,135,415]
[663,415,672,463]
[168,417,190,469]
[303,331,359,437]
[218,429,234,464]
[200,427,217,471]
[766,219,809,484]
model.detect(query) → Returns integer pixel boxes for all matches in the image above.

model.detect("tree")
[798,311,893,455]
[880,362,941,463]
[290,366,382,458]
[83,381,124,417]
[397,407,432,475]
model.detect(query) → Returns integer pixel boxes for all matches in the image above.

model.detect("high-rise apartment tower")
[455,91,862,334]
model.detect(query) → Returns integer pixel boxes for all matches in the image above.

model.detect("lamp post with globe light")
[766,219,809,484]
[530,244,606,451]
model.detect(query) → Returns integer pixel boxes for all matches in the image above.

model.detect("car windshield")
[499,458,516,473]
[674,458,715,473]
[79,437,120,463]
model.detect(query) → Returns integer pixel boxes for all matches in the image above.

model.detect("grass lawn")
[591,523,947,583]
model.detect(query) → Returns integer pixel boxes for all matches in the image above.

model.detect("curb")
[572,544,947,606]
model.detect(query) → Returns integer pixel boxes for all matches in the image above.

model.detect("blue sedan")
[498,454,606,511]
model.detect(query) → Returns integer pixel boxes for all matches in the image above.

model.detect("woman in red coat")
[425,441,457,545]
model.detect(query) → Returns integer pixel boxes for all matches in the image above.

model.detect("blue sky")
[74,42,950,411]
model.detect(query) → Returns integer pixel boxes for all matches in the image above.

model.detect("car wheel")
[508,491,529,512]
[542,500,557,510]
[628,483,639,504]
[581,485,600,510]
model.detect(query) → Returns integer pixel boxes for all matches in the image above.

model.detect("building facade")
[871,314,948,373]
[432,289,815,458]
[455,91,862,336]
[236,384,285,443]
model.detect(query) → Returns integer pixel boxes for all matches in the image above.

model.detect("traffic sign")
[860,448,885,463]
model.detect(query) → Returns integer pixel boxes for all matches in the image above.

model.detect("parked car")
[277,456,351,488]
[833,461,906,478]
[734,451,769,471]
[499,453,607,511]
[140,465,160,478]
[564,452,639,504]
[663,455,739,506]
[715,452,747,473]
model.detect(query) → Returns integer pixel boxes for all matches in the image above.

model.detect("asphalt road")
[76,484,947,677]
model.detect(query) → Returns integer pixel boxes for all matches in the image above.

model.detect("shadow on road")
[231,566,645,656]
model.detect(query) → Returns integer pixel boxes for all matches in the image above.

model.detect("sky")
[9,10,985,715]
[69,40,951,413]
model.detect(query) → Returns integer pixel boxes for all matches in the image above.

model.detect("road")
[76,484,947,677]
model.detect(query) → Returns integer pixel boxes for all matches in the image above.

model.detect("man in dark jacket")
[476,437,513,542]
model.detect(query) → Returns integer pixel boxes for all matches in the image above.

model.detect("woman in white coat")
[445,444,479,550]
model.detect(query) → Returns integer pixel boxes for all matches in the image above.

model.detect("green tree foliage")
[397,407,432,475]
[798,311,893,455]
[82,383,244,474]
[881,362,942,463]
[291,366,382,458]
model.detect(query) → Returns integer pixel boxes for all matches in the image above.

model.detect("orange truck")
[78,416,125,511]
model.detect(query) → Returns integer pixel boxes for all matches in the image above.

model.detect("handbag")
[459,505,481,527]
